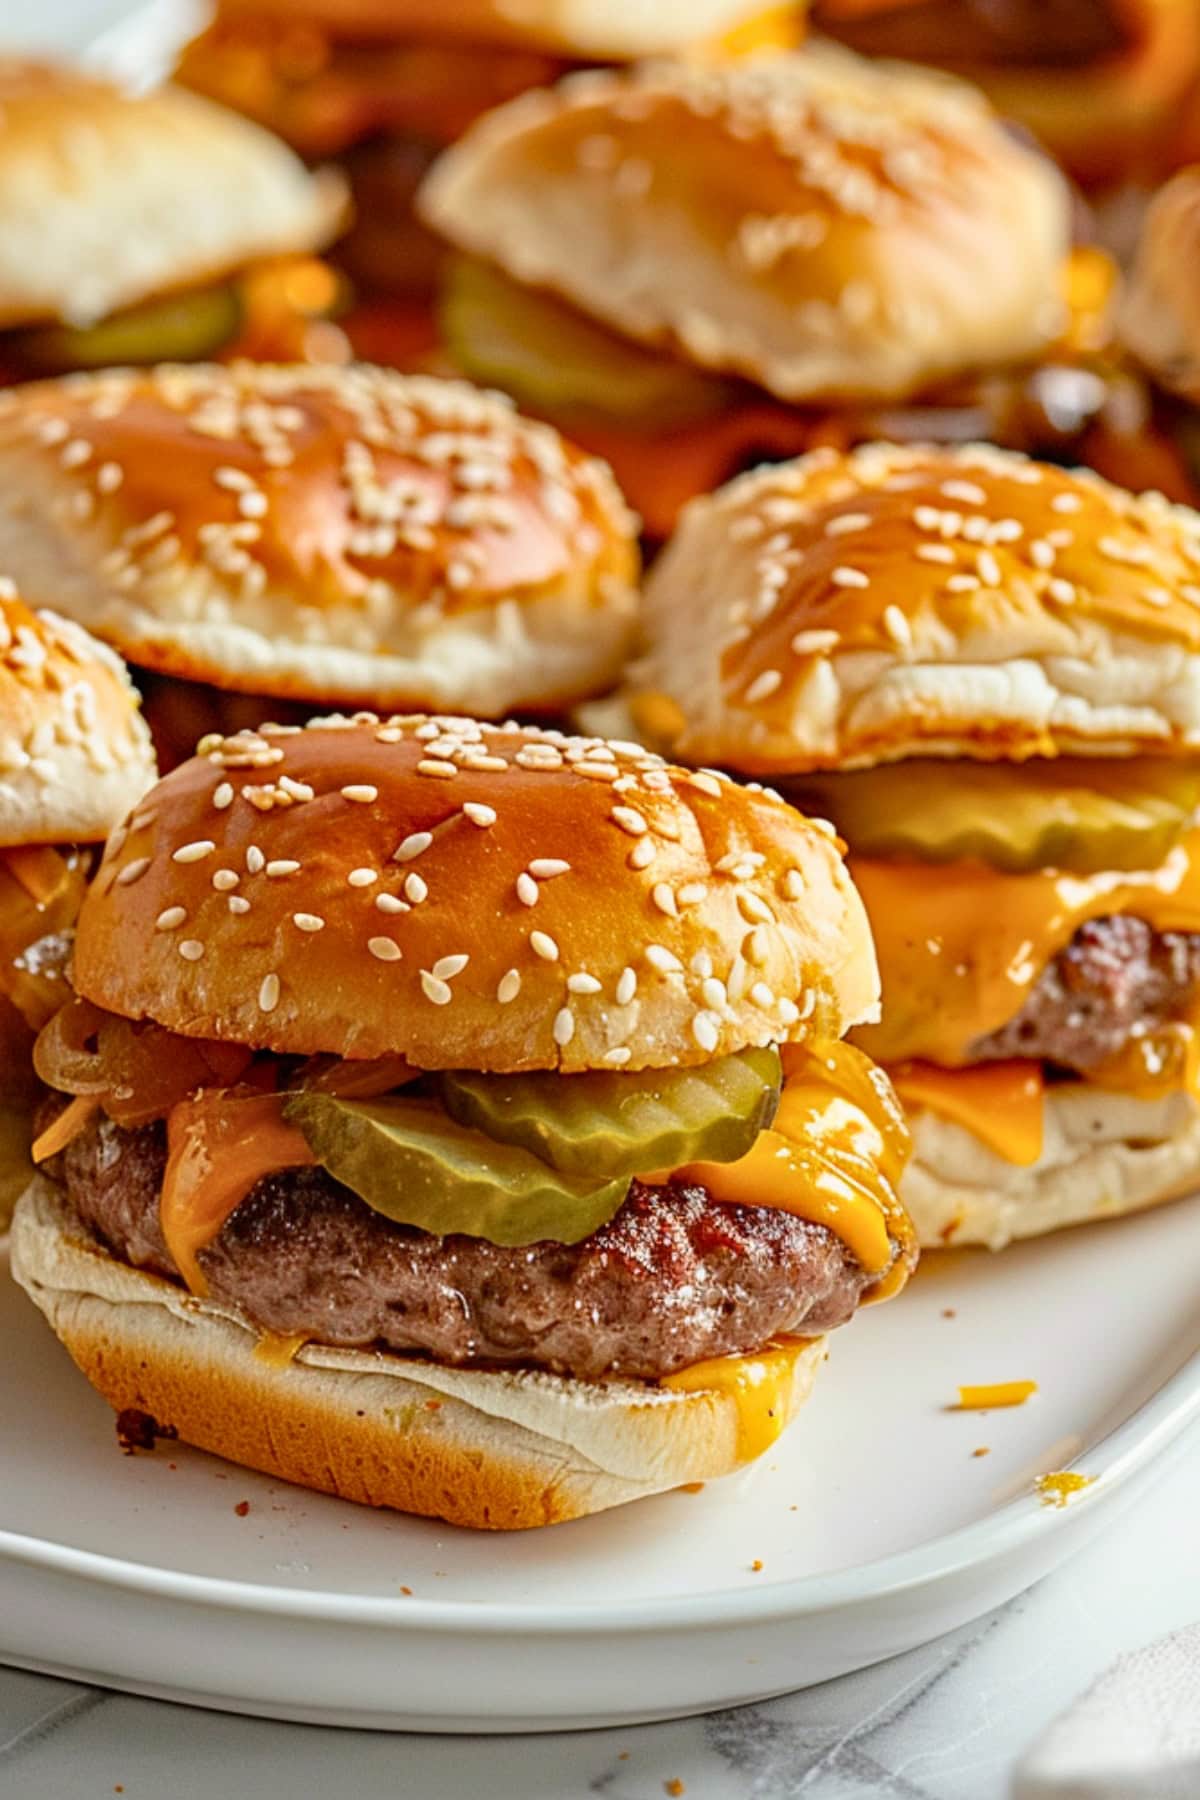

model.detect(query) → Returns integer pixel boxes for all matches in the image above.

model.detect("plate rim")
[2,1341,1197,1636]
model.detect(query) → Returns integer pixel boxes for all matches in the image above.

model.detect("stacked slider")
[11,715,915,1526]
[415,44,1145,540]
[624,442,1200,1249]
[0,364,641,767]
[0,62,349,385]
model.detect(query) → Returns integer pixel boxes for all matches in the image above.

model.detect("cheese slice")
[661,1337,817,1464]
[892,1061,1045,1167]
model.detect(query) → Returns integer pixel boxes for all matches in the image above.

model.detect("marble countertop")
[2,1427,1196,1800]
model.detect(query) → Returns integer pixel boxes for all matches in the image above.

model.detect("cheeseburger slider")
[417,45,1140,539]
[627,442,1200,1250]
[0,364,639,768]
[0,62,348,386]
[812,1,1200,201]
[11,716,914,1528]
[175,0,804,329]
[0,582,156,1222]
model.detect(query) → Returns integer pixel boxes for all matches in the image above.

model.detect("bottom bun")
[10,1177,826,1531]
[903,1083,1200,1252]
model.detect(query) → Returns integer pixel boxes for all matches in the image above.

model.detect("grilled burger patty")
[53,1114,884,1381]
[972,915,1200,1073]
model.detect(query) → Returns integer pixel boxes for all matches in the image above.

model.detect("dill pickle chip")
[284,1092,629,1247]
[440,256,735,429]
[439,1046,782,1180]
[788,758,1200,874]
[16,282,242,373]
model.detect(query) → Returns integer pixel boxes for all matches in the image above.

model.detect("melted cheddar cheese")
[892,1062,1045,1167]
[672,1038,915,1301]
[852,830,1200,1069]
[661,1338,816,1464]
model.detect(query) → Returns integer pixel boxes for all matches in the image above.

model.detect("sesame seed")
[628,839,656,870]
[604,1047,633,1067]
[369,937,402,963]
[645,945,682,975]
[678,882,708,906]
[530,930,560,962]
[611,806,648,837]
[1048,578,1077,605]
[915,543,955,565]
[1030,540,1055,570]
[883,604,913,649]
[567,972,602,995]
[246,846,265,874]
[417,759,457,779]
[341,785,378,804]
[783,868,805,899]
[530,859,569,879]
[155,907,186,931]
[115,858,150,886]
[294,913,325,932]
[463,802,496,827]
[692,1012,721,1053]
[433,953,469,979]
[744,668,782,703]
[420,970,452,1004]
[651,883,679,918]
[267,860,300,878]
[212,783,234,810]
[831,566,870,589]
[616,967,637,1006]
[777,997,801,1026]
[790,628,841,654]
[701,977,728,1010]
[348,868,377,887]
[497,969,521,1004]
[228,895,250,915]
[375,893,406,915]
[395,832,433,861]
[553,1007,575,1047]
[212,869,239,891]
[516,873,539,907]
[404,872,428,904]
[824,511,871,535]
[258,974,280,1013]
[750,981,776,1009]
[945,573,980,593]
[976,550,1002,587]
[173,840,215,865]
[179,940,204,962]
[1051,492,1083,513]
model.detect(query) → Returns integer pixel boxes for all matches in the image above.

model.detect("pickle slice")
[284,1092,629,1247]
[14,282,242,373]
[787,758,1200,874]
[440,1047,782,1180]
[440,257,735,429]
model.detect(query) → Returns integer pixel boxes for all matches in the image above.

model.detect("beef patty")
[53,1114,887,1382]
[972,915,1200,1072]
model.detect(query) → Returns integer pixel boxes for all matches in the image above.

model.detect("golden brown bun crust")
[0,62,346,330]
[419,44,1070,405]
[74,713,878,1069]
[209,0,799,56]
[0,366,640,717]
[0,586,155,846]
[11,1177,826,1529]
[1122,165,1200,403]
[634,442,1200,775]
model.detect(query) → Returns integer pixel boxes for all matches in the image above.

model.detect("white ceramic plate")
[2,1193,1198,1733]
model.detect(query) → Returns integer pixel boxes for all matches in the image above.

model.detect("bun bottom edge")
[9,1175,827,1531]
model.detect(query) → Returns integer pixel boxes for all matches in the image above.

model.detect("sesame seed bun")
[0,366,640,719]
[0,584,155,847]
[632,443,1200,776]
[206,0,799,57]
[11,1175,827,1529]
[1122,165,1200,404]
[0,62,346,331]
[72,714,879,1070]
[418,43,1070,406]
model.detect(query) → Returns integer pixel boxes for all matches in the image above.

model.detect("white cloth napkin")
[1013,1622,1200,1799]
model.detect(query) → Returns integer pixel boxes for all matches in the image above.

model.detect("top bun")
[1122,164,1200,403]
[0,581,155,847]
[419,43,1070,405]
[74,714,878,1070]
[208,0,797,56]
[0,61,346,330]
[0,365,640,718]
[634,443,1200,774]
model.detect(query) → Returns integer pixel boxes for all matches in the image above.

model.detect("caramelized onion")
[298,1052,420,1098]
[0,847,91,1029]
[35,997,255,1126]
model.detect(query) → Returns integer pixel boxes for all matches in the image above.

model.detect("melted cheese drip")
[956,1381,1038,1410]
[892,1061,1045,1167]
[670,1039,915,1301]
[1036,1471,1096,1508]
[253,1331,312,1370]
[161,1092,316,1296]
[660,1338,815,1464]
[852,829,1200,1069]
[705,5,803,56]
